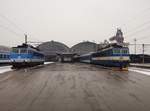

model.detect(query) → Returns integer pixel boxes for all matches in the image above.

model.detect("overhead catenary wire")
[0,24,23,37]
[118,7,150,54]
[124,20,150,36]
[136,35,150,41]
[121,7,150,28]
[0,12,42,43]
[125,25,150,41]
[0,13,25,34]
[126,25,150,36]
[121,7,150,41]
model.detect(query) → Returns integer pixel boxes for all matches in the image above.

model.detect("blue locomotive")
[79,43,130,70]
[0,51,10,65]
[10,43,45,68]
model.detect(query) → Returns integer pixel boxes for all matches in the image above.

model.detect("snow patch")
[44,62,54,65]
[0,66,12,74]
[129,68,150,76]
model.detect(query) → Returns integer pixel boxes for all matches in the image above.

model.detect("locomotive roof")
[98,43,128,51]
[13,43,40,50]
[12,43,44,55]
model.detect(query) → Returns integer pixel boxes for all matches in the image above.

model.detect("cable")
[137,35,150,41]
[125,25,150,40]
[0,13,40,41]
[124,20,150,36]
[127,34,150,44]
[121,7,150,28]
[0,13,25,34]
[0,24,23,37]
[121,7,150,41]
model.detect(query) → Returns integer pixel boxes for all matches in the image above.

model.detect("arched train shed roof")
[37,41,70,55]
[70,41,97,55]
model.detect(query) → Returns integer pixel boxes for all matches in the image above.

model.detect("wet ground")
[0,63,150,111]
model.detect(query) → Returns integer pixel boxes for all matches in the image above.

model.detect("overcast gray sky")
[0,0,150,48]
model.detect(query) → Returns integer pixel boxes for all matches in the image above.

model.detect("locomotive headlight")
[25,59,28,62]
[120,56,123,59]
[25,59,30,62]
[11,59,14,62]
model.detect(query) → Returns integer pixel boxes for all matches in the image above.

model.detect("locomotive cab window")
[113,49,129,54]
[3,55,6,58]
[28,50,33,54]
[6,55,9,58]
[0,54,3,58]
[122,49,128,54]
[20,49,27,53]
[113,49,120,54]
[12,48,19,53]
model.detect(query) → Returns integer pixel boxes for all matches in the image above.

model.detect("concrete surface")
[0,63,150,111]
